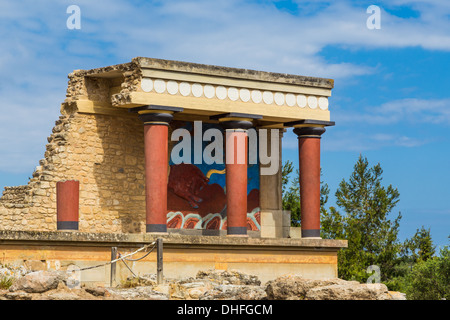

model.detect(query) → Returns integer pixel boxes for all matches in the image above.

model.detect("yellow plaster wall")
[0,244,338,285]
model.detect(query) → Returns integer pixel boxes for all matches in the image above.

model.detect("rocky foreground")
[0,269,406,300]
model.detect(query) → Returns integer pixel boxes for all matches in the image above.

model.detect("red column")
[225,129,248,236]
[143,123,169,233]
[133,105,182,233]
[211,114,261,237]
[56,180,79,230]
[294,126,326,238]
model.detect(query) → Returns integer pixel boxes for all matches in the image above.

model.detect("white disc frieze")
[240,88,250,102]
[179,82,191,96]
[154,79,166,94]
[274,92,285,106]
[141,78,153,92]
[286,93,296,107]
[204,85,215,99]
[318,97,329,110]
[297,94,307,108]
[167,81,179,95]
[216,86,227,100]
[251,90,262,103]
[228,87,239,101]
[263,91,274,104]
[140,78,329,114]
[192,83,203,97]
[308,96,318,109]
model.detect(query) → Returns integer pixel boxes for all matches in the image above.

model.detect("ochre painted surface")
[0,244,338,284]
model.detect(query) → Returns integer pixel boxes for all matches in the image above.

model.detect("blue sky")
[0,0,449,248]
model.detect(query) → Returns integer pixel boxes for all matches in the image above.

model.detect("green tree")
[402,226,436,263]
[387,226,436,292]
[281,160,329,227]
[281,160,301,226]
[321,155,402,283]
[405,245,450,300]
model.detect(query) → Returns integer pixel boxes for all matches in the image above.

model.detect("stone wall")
[0,186,31,205]
[0,112,147,233]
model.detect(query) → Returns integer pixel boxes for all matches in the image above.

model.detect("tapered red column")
[225,129,249,236]
[56,180,79,230]
[211,112,262,237]
[143,123,169,232]
[293,126,326,238]
[134,105,183,233]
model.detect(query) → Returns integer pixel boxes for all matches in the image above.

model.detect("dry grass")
[0,276,14,290]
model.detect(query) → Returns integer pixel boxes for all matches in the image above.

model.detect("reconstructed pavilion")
[0,58,347,284]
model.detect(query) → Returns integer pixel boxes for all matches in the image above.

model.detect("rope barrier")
[119,243,156,262]
[120,259,137,278]
[75,241,156,272]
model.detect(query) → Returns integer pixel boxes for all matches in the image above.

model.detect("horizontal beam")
[0,230,347,251]
[141,69,333,97]
[118,92,331,123]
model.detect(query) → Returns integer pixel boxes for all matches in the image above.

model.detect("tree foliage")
[401,226,436,263]
[387,226,437,292]
[282,160,300,226]
[321,155,402,283]
[281,154,447,298]
[405,246,450,300]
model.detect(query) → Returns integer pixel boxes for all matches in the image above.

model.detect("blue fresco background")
[169,122,260,194]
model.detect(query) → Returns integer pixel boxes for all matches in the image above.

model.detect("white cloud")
[335,98,450,125]
[282,128,428,152]
[324,130,429,151]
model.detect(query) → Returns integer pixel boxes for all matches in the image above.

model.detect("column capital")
[130,105,183,125]
[286,119,335,139]
[293,126,326,138]
[210,112,262,130]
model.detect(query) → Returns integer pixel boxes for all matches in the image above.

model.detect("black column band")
[130,105,183,124]
[210,112,262,130]
[138,112,174,124]
[302,229,321,238]
[57,221,79,230]
[146,224,167,233]
[227,226,248,235]
[221,120,254,130]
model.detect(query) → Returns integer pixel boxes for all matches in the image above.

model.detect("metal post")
[156,238,163,284]
[110,247,117,287]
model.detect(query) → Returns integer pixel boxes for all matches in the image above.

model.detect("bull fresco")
[167,121,261,231]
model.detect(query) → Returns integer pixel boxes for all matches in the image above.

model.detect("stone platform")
[0,230,347,286]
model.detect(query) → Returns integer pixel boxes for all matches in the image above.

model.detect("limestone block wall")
[0,112,147,233]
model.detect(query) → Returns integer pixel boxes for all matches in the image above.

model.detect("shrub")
[405,246,450,300]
